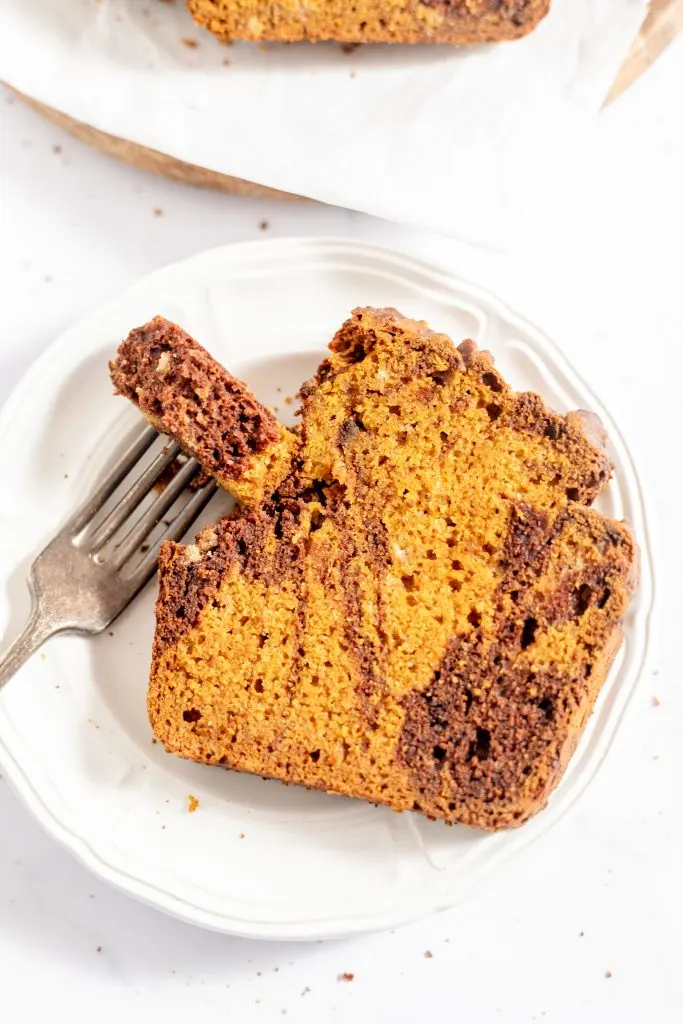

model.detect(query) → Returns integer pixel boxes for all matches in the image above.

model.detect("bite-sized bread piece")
[147,307,637,830]
[188,0,551,45]
[110,316,295,508]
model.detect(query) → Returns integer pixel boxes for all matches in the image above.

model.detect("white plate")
[0,238,652,940]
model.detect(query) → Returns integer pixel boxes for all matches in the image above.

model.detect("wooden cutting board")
[12,0,683,201]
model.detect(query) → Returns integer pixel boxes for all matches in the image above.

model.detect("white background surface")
[1,33,683,1024]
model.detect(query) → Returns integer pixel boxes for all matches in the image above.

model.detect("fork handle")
[0,603,60,692]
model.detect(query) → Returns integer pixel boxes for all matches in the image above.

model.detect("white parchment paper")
[0,0,647,246]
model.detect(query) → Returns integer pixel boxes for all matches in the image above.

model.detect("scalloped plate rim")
[0,237,653,940]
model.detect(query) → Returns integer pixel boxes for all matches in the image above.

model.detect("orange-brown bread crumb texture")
[145,307,637,830]
[110,316,295,508]
[187,0,551,44]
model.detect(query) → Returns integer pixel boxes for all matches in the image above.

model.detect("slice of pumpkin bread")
[187,0,551,45]
[144,307,636,829]
[110,316,295,508]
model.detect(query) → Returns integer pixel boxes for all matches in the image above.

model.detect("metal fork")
[0,425,217,691]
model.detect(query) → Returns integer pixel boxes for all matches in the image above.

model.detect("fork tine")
[67,425,158,534]
[125,478,219,593]
[88,439,182,551]
[109,456,202,570]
